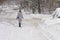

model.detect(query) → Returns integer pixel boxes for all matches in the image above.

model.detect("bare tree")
[0,0,5,5]
[37,0,41,13]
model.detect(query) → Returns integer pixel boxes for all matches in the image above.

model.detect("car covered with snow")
[44,8,60,26]
[52,8,60,18]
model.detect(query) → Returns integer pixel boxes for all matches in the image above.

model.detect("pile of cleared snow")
[0,5,19,19]
[44,18,60,25]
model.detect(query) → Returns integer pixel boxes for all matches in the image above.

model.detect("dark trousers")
[19,23,21,27]
[58,16,60,18]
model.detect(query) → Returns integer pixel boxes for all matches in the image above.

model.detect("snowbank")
[0,5,19,19]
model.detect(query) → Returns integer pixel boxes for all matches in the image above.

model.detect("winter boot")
[19,23,21,27]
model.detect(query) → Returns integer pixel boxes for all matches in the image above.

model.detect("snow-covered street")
[0,16,60,40]
[0,5,60,40]
[0,21,41,40]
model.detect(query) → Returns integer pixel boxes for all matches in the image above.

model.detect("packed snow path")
[0,18,60,40]
[0,21,45,40]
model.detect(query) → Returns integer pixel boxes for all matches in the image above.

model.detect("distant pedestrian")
[17,10,23,27]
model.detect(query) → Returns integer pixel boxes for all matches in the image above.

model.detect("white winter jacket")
[17,12,23,23]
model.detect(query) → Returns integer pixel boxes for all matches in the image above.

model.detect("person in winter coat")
[17,10,23,27]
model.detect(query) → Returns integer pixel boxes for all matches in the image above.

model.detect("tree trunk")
[37,0,41,13]
[0,0,5,5]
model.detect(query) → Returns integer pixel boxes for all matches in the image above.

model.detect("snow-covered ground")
[0,5,60,40]
[0,21,41,40]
